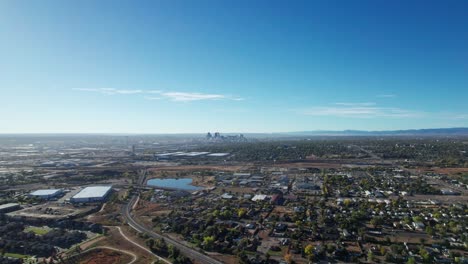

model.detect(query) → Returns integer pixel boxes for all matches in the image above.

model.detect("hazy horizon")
[0,127,467,136]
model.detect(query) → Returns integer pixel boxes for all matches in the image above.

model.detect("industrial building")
[0,203,21,214]
[70,186,112,203]
[30,189,63,200]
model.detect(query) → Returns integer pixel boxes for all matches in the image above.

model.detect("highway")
[122,170,223,264]
[122,196,223,264]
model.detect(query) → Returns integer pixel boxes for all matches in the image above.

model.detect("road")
[123,196,223,264]
[122,169,223,264]
[116,226,171,264]
[350,144,381,160]
[68,246,137,264]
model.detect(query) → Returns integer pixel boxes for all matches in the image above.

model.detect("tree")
[425,226,434,236]
[237,208,247,218]
[237,250,249,264]
[385,253,393,262]
[419,248,430,263]
[304,244,314,256]
[370,216,383,228]
[403,217,412,225]
[326,244,336,254]
[407,257,416,264]
[379,246,386,256]
[146,238,155,249]
[168,244,180,259]
[203,236,215,250]
[367,251,374,262]
[343,199,351,207]
[420,237,426,246]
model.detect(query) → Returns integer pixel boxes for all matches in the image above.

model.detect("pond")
[147,178,202,191]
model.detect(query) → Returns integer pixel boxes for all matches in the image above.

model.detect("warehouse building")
[0,203,21,214]
[70,186,112,203]
[30,189,63,200]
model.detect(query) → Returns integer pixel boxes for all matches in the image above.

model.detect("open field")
[425,167,468,174]
[8,203,97,220]
[90,226,159,264]
[4,252,30,259]
[77,248,132,264]
[24,226,50,235]
[148,164,254,173]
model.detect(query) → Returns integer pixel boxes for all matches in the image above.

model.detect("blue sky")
[1,0,467,133]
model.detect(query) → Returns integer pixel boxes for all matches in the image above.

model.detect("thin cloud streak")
[73,88,144,95]
[334,102,376,106]
[377,94,397,98]
[144,96,161,100]
[73,88,243,102]
[453,114,468,119]
[160,92,226,102]
[301,103,424,118]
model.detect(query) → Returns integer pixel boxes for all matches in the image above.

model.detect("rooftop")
[30,189,62,196]
[72,186,112,199]
[0,203,19,210]
[252,194,268,201]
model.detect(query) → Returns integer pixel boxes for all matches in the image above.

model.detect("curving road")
[116,226,171,264]
[122,195,223,264]
[69,246,137,264]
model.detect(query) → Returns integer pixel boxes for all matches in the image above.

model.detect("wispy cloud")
[301,103,423,118]
[159,92,226,102]
[453,114,468,119]
[144,96,162,100]
[335,102,376,106]
[73,88,145,95]
[74,88,243,102]
[377,94,397,98]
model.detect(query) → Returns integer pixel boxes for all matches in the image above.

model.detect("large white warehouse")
[30,189,63,200]
[70,186,112,203]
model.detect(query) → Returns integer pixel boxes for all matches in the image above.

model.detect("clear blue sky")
[1,0,467,133]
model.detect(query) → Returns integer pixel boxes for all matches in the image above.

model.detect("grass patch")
[4,252,30,259]
[24,226,50,235]
[267,250,284,256]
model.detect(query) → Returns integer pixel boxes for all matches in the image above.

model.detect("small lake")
[147,178,202,191]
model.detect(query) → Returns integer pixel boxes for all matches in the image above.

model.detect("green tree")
[367,251,374,262]
[304,244,314,256]
[425,226,434,236]
[168,244,180,259]
[237,208,247,218]
[203,236,215,250]
[419,248,430,263]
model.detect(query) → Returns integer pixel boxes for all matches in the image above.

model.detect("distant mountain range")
[278,127,468,136]
[1,128,468,138]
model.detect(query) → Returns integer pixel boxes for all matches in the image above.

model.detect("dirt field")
[79,226,154,264]
[274,162,342,169]
[134,199,171,214]
[212,254,240,264]
[83,226,157,264]
[148,164,253,172]
[86,199,124,225]
[404,194,468,204]
[78,248,131,264]
[418,167,468,175]
[80,236,106,250]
